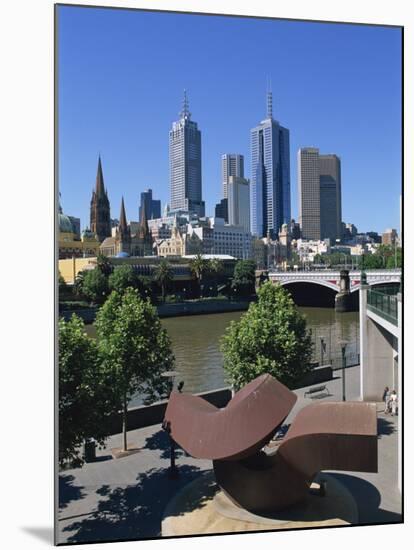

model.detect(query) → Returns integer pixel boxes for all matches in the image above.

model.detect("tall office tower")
[250,90,291,238]
[298,148,342,242]
[222,154,244,199]
[214,198,228,222]
[319,154,342,242]
[139,189,161,222]
[228,176,250,232]
[169,90,205,217]
[90,156,111,242]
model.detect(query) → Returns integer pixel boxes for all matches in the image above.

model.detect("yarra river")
[85,307,359,407]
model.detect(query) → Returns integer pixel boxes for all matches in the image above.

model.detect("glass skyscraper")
[169,91,205,217]
[250,91,291,238]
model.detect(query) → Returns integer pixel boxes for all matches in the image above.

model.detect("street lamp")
[161,370,181,479]
[338,340,348,402]
[320,337,325,366]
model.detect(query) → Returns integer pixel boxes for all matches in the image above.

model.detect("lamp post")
[162,370,180,479]
[338,340,348,402]
[320,337,325,366]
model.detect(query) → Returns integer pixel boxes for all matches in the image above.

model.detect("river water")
[85,307,359,407]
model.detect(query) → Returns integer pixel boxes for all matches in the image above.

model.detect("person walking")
[390,390,398,416]
[382,386,390,414]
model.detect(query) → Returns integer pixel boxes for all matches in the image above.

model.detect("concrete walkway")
[57,365,401,544]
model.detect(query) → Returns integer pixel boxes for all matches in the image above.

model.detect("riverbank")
[60,297,253,323]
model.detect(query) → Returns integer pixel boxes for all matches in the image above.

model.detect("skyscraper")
[319,154,342,242]
[298,148,342,243]
[298,148,321,240]
[169,91,205,217]
[222,154,244,199]
[228,176,250,232]
[139,189,161,221]
[90,156,111,242]
[250,91,291,238]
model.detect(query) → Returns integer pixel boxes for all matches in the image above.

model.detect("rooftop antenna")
[181,89,191,119]
[266,77,273,120]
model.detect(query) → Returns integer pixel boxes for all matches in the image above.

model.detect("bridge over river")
[268,269,401,309]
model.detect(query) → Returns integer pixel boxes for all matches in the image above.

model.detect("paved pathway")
[57,365,401,544]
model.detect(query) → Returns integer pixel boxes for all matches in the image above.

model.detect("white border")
[1,1,412,549]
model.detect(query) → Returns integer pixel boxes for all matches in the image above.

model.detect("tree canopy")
[95,288,175,450]
[153,259,174,302]
[80,268,109,304]
[231,259,256,296]
[59,314,117,467]
[221,281,313,390]
[108,264,137,294]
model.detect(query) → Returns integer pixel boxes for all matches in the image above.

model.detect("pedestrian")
[390,390,398,416]
[382,386,390,413]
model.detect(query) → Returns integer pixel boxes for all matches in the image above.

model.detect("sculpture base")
[161,471,358,537]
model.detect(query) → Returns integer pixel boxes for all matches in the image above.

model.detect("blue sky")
[58,5,402,234]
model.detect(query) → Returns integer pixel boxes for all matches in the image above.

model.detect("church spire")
[119,196,128,229]
[95,155,105,195]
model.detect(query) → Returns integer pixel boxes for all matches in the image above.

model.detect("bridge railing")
[367,288,398,326]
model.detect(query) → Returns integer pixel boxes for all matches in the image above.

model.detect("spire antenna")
[180,89,191,119]
[266,79,273,120]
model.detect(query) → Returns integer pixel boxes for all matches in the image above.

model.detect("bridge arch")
[280,280,338,308]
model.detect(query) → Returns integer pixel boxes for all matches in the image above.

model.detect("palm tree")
[154,259,173,302]
[190,253,207,298]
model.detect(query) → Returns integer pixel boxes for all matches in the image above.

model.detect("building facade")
[139,189,161,222]
[90,156,111,242]
[250,91,291,238]
[298,148,342,243]
[228,176,250,232]
[101,198,153,257]
[222,153,244,199]
[169,91,205,217]
[214,198,228,222]
[209,217,252,259]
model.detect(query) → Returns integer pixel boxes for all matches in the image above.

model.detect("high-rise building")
[319,154,342,242]
[228,176,250,232]
[90,156,111,242]
[214,198,228,222]
[298,148,342,243]
[222,154,244,199]
[382,228,398,246]
[139,189,161,222]
[250,90,291,238]
[169,90,205,217]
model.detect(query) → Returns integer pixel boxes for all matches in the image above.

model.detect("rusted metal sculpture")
[164,373,377,513]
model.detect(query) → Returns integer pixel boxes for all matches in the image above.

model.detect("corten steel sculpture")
[164,373,378,513]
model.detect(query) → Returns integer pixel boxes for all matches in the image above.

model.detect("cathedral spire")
[119,196,128,229]
[95,155,105,195]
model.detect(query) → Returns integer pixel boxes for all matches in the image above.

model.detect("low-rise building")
[208,217,252,259]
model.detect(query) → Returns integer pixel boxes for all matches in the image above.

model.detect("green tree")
[96,253,113,276]
[190,253,208,297]
[154,259,174,302]
[81,268,109,304]
[74,270,85,297]
[95,288,175,451]
[221,281,313,390]
[59,315,117,467]
[108,265,136,294]
[232,259,256,296]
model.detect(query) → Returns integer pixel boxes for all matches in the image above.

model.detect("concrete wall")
[360,285,398,401]
[156,299,250,318]
[294,364,333,388]
[107,387,232,435]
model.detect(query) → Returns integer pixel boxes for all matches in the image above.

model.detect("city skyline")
[58,6,402,234]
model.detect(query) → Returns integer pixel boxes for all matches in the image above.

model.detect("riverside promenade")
[57,365,402,544]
